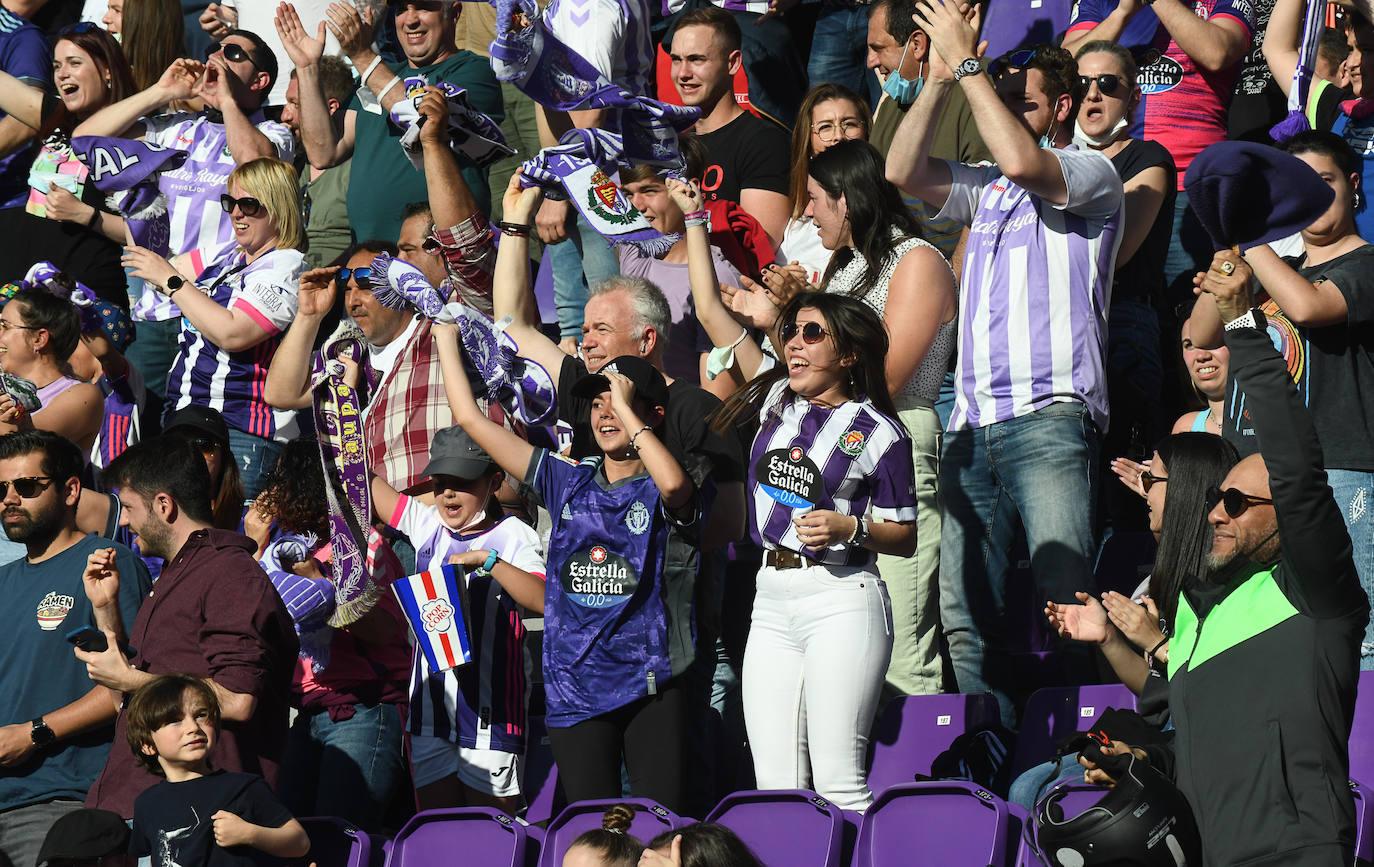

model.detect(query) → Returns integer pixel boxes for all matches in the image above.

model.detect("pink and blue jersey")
[388,497,544,754]
[164,247,303,440]
[1067,0,1255,190]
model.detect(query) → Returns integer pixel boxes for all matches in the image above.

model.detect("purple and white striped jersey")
[164,247,303,440]
[936,148,1123,433]
[749,381,917,568]
[388,498,545,754]
[544,0,654,97]
[135,112,294,322]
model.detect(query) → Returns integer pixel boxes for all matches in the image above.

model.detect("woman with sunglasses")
[679,186,918,809]
[0,24,136,298]
[122,156,305,498]
[778,84,871,285]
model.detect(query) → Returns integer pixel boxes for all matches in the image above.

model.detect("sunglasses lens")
[803,322,825,343]
[781,323,798,342]
[193,437,218,453]
[239,197,261,217]
[1099,75,1120,94]
[219,194,233,213]
[9,478,42,498]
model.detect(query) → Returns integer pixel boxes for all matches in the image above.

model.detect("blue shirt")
[0,534,151,810]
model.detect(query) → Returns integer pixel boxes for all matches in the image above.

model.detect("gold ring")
[1219,260,1236,276]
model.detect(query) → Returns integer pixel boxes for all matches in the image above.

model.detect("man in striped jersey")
[886,9,1124,728]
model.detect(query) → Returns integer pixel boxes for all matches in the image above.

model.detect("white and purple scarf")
[69,136,187,254]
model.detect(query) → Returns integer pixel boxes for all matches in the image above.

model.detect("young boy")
[125,676,310,866]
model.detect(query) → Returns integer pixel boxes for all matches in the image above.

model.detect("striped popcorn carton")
[391,564,474,672]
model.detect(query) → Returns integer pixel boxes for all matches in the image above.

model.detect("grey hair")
[589,275,673,348]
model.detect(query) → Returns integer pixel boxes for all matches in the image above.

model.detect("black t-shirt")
[129,771,294,867]
[1314,80,1358,132]
[696,112,790,206]
[1226,0,1288,142]
[1222,244,1374,469]
[557,355,744,485]
[1110,139,1178,304]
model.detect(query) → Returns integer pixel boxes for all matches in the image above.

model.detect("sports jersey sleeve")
[494,517,547,578]
[934,160,1001,226]
[5,27,51,89]
[230,260,301,335]
[864,424,918,523]
[1066,0,1108,31]
[1053,148,1124,220]
[256,120,297,163]
[389,493,444,548]
[142,113,196,147]
[1208,0,1255,35]
[521,447,580,511]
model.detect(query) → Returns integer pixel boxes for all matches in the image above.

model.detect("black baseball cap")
[571,356,670,410]
[36,808,130,864]
[163,405,231,447]
[422,425,496,481]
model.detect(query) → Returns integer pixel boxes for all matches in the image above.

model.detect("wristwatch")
[850,516,870,549]
[954,58,983,82]
[29,717,54,749]
[164,275,185,296]
[1224,307,1267,332]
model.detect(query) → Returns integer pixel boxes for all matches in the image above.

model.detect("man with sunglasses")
[0,431,150,867]
[885,12,1124,729]
[72,30,293,407]
[1081,273,1369,866]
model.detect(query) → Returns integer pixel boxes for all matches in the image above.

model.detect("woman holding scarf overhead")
[677,178,918,811]
[123,156,304,498]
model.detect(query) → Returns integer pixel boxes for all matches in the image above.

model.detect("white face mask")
[1072,114,1130,149]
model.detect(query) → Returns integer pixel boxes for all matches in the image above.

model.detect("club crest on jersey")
[757,447,821,509]
[625,501,651,536]
[562,546,638,608]
[838,430,867,456]
[36,591,74,631]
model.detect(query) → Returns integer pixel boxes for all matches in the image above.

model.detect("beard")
[132,517,175,560]
[2,498,62,548]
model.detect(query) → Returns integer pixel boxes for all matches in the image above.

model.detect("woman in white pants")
[672,177,918,811]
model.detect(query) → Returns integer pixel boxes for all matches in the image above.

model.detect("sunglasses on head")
[220,194,262,217]
[990,46,1045,78]
[207,41,259,69]
[0,476,54,499]
[338,267,373,284]
[781,321,829,344]
[1079,73,1124,95]
[1206,485,1275,518]
[1140,471,1167,492]
[58,20,100,37]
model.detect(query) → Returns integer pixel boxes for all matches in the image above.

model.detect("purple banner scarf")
[391,79,515,171]
[69,136,187,255]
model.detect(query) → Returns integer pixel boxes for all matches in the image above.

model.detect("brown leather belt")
[765,549,808,570]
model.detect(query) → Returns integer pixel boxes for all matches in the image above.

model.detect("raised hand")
[415,86,449,146]
[325,0,374,60]
[664,176,704,215]
[297,267,340,317]
[1101,591,1165,652]
[275,2,328,69]
[1109,456,1151,500]
[81,548,122,610]
[1045,591,1111,645]
[157,59,206,103]
[502,170,545,226]
[721,276,783,331]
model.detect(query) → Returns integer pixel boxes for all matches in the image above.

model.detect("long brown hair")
[54,24,136,120]
[787,83,871,220]
[710,293,898,432]
[120,0,185,93]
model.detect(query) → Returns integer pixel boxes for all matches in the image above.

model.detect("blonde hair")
[226,157,304,251]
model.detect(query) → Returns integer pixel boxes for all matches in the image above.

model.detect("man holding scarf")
[277,0,503,242]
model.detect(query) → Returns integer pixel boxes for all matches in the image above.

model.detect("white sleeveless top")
[824,235,956,402]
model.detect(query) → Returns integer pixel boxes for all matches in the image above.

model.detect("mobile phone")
[65,626,108,653]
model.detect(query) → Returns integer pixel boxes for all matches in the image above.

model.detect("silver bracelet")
[628,425,651,450]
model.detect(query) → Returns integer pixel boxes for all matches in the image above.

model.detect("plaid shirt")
[364,215,496,493]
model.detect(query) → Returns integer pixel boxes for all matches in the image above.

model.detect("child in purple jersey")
[434,320,699,814]
[369,425,545,815]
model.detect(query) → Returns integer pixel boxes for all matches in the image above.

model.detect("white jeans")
[743,562,893,811]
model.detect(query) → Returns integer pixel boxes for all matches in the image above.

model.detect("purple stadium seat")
[852,782,1009,867]
[704,789,844,867]
[384,808,529,867]
[1352,779,1374,865]
[537,799,681,867]
[1007,802,1048,867]
[1011,685,1139,780]
[867,692,1002,797]
[979,0,1074,59]
[1350,671,1374,793]
[259,817,371,867]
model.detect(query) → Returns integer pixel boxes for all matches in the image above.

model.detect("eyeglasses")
[781,321,829,344]
[0,319,39,333]
[811,119,865,143]
[338,267,373,284]
[0,476,53,499]
[1206,486,1275,518]
[1079,73,1124,96]
[1140,472,1167,492]
[207,41,260,70]
[220,194,262,217]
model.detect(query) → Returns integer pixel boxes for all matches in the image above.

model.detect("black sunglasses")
[207,41,260,69]
[0,476,54,499]
[1206,485,1275,518]
[781,321,829,344]
[1079,73,1124,96]
[1140,471,1167,492]
[338,267,373,284]
[421,236,444,254]
[220,194,262,217]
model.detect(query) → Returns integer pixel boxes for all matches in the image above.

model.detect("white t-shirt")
[779,216,833,285]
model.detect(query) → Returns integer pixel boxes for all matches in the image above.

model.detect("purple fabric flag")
[69,136,188,255]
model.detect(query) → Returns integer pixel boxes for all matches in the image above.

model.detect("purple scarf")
[69,136,187,254]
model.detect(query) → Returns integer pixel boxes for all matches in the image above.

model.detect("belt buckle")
[771,549,803,570]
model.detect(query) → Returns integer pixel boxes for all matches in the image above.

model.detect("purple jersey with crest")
[748,381,917,568]
[521,449,695,727]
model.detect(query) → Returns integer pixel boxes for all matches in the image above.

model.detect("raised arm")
[0,67,62,132]
[605,371,694,511]
[490,174,571,378]
[1116,166,1172,268]
[205,57,276,163]
[884,53,957,208]
[1241,245,1351,327]
[264,267,337,410]
[433,321,537,480]
[74,59,203,139]
[1150,0,1251,73]
[1262,0,1303,97]
[275,2,355,168]
[1061,0,1143,55]
[417,87,480,229]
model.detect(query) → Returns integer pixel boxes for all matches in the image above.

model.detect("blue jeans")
[550,214,621,342]
[1009,753,1081,811]
[939,402,1101,729]
[277,702,406,832]
[808,5,881,110]
[225,428,284,501]
[1327,469,1374,668]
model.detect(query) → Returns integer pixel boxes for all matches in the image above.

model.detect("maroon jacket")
[86,529,299,818]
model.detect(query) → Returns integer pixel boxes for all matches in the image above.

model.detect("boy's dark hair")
[0,430,83,487]
[9,288,82,360]
[1283,128,1362,179]
[225,28,279,94]
[675,6,742,55]
[621,135,707,188]
[995,44,1084,124]
[126,675,221,776]
[1319,28,1352,69]
[102,436,215,525]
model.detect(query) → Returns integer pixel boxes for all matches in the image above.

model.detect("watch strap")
[954,58,982,81]
[29,716,54,747]
[1223,307,1266,332]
